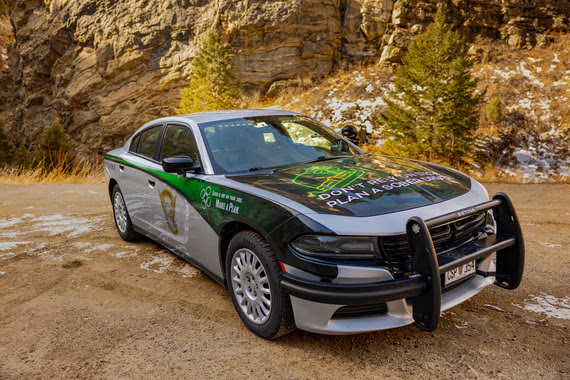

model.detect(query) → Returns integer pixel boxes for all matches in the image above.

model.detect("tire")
[111,184,139,242]
[226,231,295,339]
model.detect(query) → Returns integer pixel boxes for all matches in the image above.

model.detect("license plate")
[445,260,476,286]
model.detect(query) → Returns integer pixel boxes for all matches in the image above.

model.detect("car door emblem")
[159,189,178,235]
[200,186,212,209]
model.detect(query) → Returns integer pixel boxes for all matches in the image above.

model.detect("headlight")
[290,235,379,259]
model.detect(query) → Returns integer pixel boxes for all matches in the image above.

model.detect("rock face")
[0,0,568,156]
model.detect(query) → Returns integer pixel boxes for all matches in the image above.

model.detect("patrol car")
[105,110,524,339]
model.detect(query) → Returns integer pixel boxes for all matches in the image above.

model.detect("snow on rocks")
[476,52,569,182]
[275,49,568,182]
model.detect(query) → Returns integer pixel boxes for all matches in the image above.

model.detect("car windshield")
[198,115,360,174]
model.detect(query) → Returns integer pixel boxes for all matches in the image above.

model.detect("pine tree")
[380,10,484,166]
[0,0,8,16]
[486,98,502,124]
[0,121,14,164]
[35,121,74,172]
[14,145,31,169]
[176,30,240,114]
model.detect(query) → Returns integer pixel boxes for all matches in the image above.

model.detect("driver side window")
[159,124,199,164]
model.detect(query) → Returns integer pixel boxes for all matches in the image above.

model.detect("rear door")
[121,124,163,232]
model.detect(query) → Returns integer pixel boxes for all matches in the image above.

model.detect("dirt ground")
[0,183,568,379]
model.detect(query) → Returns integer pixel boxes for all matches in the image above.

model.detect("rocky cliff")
[0,0,568,156]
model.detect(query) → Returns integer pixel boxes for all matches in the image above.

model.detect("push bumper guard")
[281,192,525,332]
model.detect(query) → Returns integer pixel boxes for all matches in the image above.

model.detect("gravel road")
[0,183,568,379]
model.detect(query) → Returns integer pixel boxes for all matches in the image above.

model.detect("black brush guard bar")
[281,192,525,332]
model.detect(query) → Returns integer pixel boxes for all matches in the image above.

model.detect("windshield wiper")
[248,166,267,172]
[306,155,355,163]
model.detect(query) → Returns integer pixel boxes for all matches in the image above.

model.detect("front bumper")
[280,193,525,334]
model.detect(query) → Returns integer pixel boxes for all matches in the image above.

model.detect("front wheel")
[226,231,294,339]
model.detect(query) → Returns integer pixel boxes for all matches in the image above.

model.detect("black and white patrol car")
[105,110,524,339]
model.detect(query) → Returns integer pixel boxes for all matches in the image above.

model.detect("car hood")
[228,154,473,217]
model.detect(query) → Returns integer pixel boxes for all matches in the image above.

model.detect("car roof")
[161,109,304,125]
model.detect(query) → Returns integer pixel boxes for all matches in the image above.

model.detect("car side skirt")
[132,224,226,287]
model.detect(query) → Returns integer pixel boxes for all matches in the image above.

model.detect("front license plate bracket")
[444,260,476,287]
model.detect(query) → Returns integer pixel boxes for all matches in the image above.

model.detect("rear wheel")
[112,185,138,241]
[226,231,295,339]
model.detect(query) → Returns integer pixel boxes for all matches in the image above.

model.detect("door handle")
[148,179,155,188]
[119,165,124,172]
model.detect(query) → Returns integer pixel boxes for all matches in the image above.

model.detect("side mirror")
[162,156,197,176]
[332,139,350,153]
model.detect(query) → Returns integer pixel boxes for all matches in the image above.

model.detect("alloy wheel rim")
[230,248,271,324]
[113,192,128,233]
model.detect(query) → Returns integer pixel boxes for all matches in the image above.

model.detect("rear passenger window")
[134,126,161,159]
[129,134,141,152]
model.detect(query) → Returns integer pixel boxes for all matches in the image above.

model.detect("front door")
[147,123,222,277]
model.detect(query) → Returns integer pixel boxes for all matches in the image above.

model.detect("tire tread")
[227,230,295,339]
[112,185,139,242]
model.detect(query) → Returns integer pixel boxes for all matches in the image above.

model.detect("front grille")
[380,212,487,265]
[332,303,388,319]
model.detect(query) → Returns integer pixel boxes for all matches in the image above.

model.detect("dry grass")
[474,167,570,184]
[0,159,105,185]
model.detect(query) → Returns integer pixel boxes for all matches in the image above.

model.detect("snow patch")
[140,254,176,274]
[484,304,504,312]
[34,214,104,237]
[84,243,114,253]
[74,256,93,261]
[455,321,469,329]
[0,230,27,238]
[0,241,30,251]
[72,242,92,250]
[519,294,570,320]
[111,248,139,258]
[0,214,36,228]
[141,252,199,278]
[519,62,533,79]
[538,242,562,248]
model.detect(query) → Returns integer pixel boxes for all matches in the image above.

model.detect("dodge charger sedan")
[105,109,524,339]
